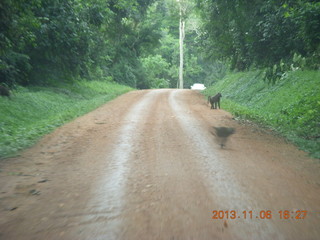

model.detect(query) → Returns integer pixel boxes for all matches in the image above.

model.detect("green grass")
[0,81,133,158]
[204,70,320,158]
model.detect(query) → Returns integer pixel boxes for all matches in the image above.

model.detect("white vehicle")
[190,83,206,90]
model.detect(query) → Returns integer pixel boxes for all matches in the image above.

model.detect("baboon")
[208,93,222,109]
[212,126,235,148]
[0,85,10,98]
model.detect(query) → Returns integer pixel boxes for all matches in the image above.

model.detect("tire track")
[169,90,283,240]
[83,90,166,239]
[119,90,228,239]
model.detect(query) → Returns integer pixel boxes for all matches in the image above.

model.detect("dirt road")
[0,89,320,240]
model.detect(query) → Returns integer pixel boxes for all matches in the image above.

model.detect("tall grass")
[204,70,320,158]
[0,81,133,158]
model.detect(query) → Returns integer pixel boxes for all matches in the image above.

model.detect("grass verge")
[0,80,133,159]
[204,70,320,158]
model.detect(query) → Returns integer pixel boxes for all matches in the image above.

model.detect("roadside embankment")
[204,70,320,158]
[0,81,133,158]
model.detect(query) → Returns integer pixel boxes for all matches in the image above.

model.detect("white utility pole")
[178,0,185,89]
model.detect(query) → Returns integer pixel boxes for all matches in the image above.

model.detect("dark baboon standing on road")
[208,93,222,109]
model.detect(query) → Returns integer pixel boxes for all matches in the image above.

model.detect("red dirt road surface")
[0,89,320,240]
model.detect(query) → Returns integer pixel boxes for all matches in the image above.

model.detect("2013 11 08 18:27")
[212,210,308,220]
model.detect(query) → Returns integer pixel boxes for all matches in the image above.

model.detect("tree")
[195,0,320,71]
[140,55,170,88]
[0,0,162,87]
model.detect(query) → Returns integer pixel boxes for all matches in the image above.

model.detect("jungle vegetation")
[1,0,318,89]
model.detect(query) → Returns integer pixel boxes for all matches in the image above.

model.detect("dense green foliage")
[1,0,319,89]
[0,0,160,88]
[195,0,320,74]
[0,81,132,158]
[0,0,226,89]
[204,70,320,158]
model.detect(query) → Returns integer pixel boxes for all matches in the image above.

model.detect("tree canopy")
[1,0,319,88]
[195,0,320,72]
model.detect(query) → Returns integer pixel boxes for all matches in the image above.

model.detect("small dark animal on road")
[212,126,235,148]
[0,85,11,98]
[208,93,222,109]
